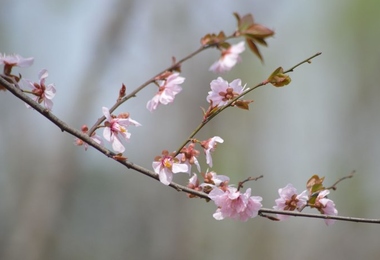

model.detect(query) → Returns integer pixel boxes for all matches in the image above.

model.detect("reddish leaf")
[246,39,263,62]
[245,24,275,38]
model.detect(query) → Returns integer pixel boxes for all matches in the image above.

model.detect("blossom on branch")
[200,136,224,168]
[206,77,246,107]
[179,143,201,174]
[273,183,308,221]
[187,173,203,198]
[314,190,338,226]
[152,150,189,185]
[146,72,185,112]
[202,171,230,187]
[209,186,262,221]
[102,107,141,153]
[209,41,245,73]
[75,125,103,151]
[0,53,34,75]
[20,69,56,110]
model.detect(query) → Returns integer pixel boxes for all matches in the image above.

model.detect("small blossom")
[273,183,309,221]
[187,173,203,198]
[209,41,245,73]
[0,53,34,75]
[20,69,56,110]
[179,143,201,174]
[152,150,189,185]
[203,171,230,186]
[75,125,103,151]
[314,190,338,226]
[188,173,199,188]
[209,186,262,221]
[200,136,224,168]
[206,77,246,107]
[146,73,185,112]
[102,107,141,153]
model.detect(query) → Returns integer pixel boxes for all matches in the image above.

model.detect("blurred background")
[1,0,380,259]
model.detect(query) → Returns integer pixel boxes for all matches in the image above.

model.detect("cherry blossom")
[179,143,201,174]
[314,190,338,226]
[146,73,185,112]
[0,53,34,72]
[206,77,246,107]
[203,171,230,186]
[209,41,245,73]
[187,173,203,198]
[102,107,141,153]
[209,186,262,221]
[75,125,103,151]
[152,151,189,185]
[188,173,199,188]
[200,136,224,168]
[20,69,56,110]
[273,183,309,221]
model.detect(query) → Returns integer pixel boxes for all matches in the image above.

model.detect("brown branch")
[259,208,380,224]
[2,52,380,225]
[237,175,263,191]
[283,52,322,74]
[0,75,210,199]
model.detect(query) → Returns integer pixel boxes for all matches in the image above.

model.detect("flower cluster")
[273,183,338,226]
[152,136,224,185]
[209,186,262,221]
[188,171,263,221]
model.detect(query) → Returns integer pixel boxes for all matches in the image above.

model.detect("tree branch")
[2,51,379,225]
[259,208,380,224]
[0,75,209,199]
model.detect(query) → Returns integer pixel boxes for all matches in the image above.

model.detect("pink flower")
[206,77,246,107]
[75,134,103,151]
[273,183,309,221]
[188,173,199,187]
[202,171,230,187]
[152,151,189,185]
[146,73,185,112]
[102,107,141,153]
[179,143,201,174]
[75,125,104,151]
[200,136,224,168]
[209,41,245,73]
[0,53,34,68]
[187,173,204,198]
[209,186,262,221]
[315,190,338,226]
[20,69,56,110]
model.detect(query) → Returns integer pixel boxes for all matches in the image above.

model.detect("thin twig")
[237,175,263,191]
[88,44,211,135]
[174,52,322,154]
[283,52,322,73]
[259,208,380,224]
[326,170,355,191]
